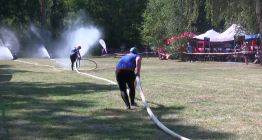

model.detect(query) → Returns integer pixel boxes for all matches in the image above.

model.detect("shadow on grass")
[0,64,235,140]
[0,65,27,83]
[134,97,234,139]
[149,106,234,139]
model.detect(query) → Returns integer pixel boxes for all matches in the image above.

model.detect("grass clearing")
[1,58,262,140]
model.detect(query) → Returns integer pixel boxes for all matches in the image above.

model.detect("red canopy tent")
[164,31,197,43]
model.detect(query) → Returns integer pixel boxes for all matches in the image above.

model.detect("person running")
[70,46,82,71]
[115,47,142,110]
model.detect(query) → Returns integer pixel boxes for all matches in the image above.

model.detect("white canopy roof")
[193,29,220,40]
[210,24,246,42]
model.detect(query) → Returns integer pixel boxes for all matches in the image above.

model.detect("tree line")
[0,0,261,59]
[0,0,147,51]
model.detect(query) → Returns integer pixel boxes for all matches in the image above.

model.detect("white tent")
[193,29,220,40]
[210,24,246,42]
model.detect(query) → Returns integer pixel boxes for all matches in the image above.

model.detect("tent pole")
[234,39,236,62]
[209,41,210,61]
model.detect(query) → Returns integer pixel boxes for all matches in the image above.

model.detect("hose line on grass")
[74,62,117,85]
[14,59,189,140]
[136,76,189,140]
[51,58,98,71]
[14,60,59,71]
[74,62,190,140]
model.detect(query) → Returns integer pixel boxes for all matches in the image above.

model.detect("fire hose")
[74,62,189,140]
[13,58,189,140]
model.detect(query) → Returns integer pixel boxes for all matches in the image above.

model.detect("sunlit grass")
[1,58,262,140]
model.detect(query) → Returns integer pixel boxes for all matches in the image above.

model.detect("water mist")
[0,28,20,59]
[0,46,13,59]
[54,26,101,66]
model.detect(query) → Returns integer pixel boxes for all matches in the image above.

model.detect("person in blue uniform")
[13,53,18,60]
[187,42,192,62]
[49,53,54,59]
[115,47,142,110]
[70,46,81,71]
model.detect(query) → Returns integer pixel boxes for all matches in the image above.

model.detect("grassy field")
[1,57,262,140]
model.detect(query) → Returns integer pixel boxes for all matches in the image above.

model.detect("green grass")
[1,58,262,140]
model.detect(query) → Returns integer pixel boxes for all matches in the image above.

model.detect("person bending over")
[115,47,142,110]
[13,53,18,60]
[70,46,82,71]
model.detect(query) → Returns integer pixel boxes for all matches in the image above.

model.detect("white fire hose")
[14,59,189,140]
[74,62,189,140]
[136,76,189,140]
[14,59,59,71]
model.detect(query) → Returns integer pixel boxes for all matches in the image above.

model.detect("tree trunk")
[41,0,46,27]
[255,0,262,65]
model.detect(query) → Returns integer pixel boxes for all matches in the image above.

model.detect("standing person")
[235,43,241,52]
[254,43,259,52]
[242,42,248,65]
[115,47,142,110]
[222,46,228,61]
[120,44,125,52]
[70,46,82,71]
[253,51,260,64]
[187,42,192,62]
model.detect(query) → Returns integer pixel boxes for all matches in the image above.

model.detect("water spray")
[0,33,13,60]
[37,45,50,58]
[0,47,13,60]
[0,28,20,53]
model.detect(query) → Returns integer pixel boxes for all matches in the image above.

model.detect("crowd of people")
[187,42,260,64]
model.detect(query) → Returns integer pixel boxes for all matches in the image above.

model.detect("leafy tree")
[0,0,147,54]
[141,0,200,59]
[48,0,67,39]
[141,0,168,49]
[84,0,147,49]
[0,0,41,28]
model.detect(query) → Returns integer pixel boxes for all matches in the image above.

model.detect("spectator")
[254,44,259,52]
[253,51,260,64]
[101,48,107,56]
[235,43,241,52]
[222,46,228,61]
[120,44,125,52]
[226,49,234,62]
[187,42,192,62]
[242,42,248,65]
